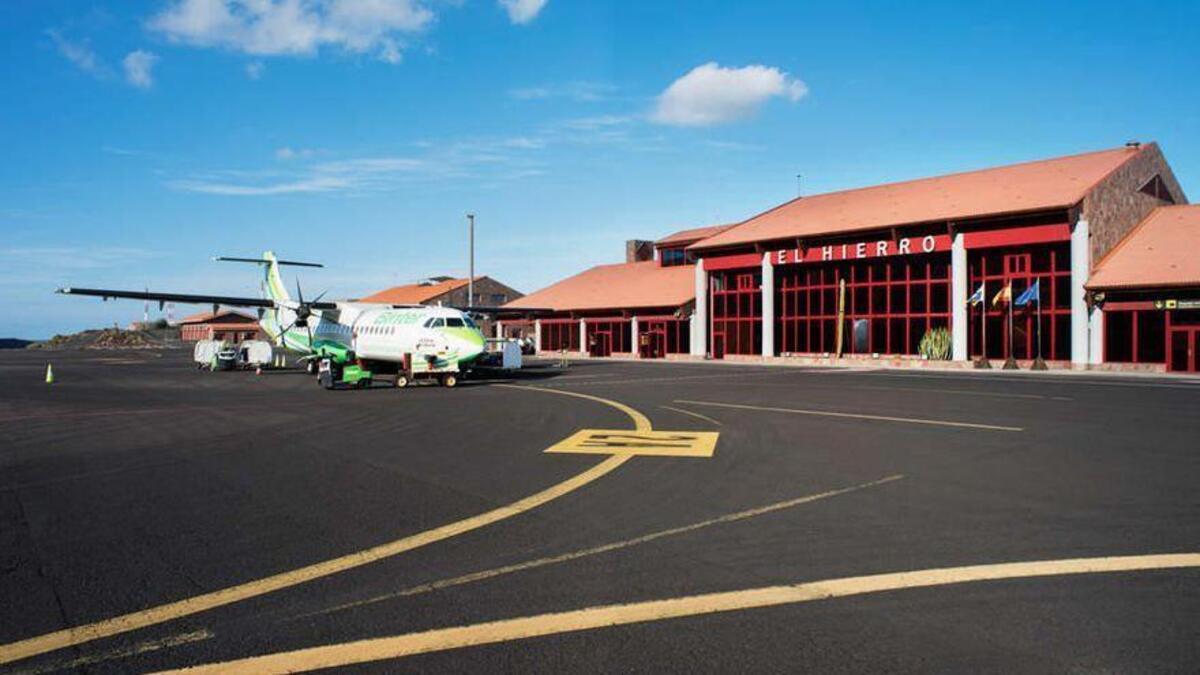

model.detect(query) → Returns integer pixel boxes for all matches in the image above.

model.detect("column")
[691,259,707,356]
[1088,306,1103,365]
[1070,218,1090,365]
[951,230,968,361]
[761,253,775,357]
[579,318,587,354]
[534,319,542,355]
[494,320,503,339]
[630,316,639,357]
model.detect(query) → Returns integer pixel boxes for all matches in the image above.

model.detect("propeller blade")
[311,289,329,304]
[295,278,305,305]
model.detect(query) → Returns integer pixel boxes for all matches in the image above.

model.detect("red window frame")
[710,270,762,357]
[585,319,632,356]
[776,254,950,356]
[968,242,1072,361]
[540,319,579,352]
[636,317,690,357]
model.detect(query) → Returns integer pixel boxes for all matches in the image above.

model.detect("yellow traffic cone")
[45,363,54,384]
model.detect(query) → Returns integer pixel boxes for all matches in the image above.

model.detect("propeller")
[268,279,328,352]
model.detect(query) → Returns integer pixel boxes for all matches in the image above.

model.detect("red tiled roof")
[692,145,1149,251]
[656,223,734,247]
[504,261,694,312]
[179,309,255,324]
[360,278,471,304]
[1087,205,1200,291]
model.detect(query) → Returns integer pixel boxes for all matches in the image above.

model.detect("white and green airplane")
[58,252,488,388]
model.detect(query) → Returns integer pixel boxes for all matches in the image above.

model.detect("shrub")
[918,327,952,360]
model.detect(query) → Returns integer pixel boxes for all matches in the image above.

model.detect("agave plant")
[918,327,953,360]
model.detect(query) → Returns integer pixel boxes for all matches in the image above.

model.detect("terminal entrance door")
[1168,328,1198,372]
[590,332,611,357]
[1167,310,1200,373]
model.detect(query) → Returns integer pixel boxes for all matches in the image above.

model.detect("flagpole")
[1003,281,1017,369]
[1033,277,1047,370]
[982,279,987,361]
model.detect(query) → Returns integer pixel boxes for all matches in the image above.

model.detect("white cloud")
[47,30,106,76]
[147,0,434,64]
[170,175,351,195]
[275,146,314,160]
[508,81,614,102]
[498,0,547,25]
[245,60,264,79]
[652,62,808,127]
[123,50,159,88]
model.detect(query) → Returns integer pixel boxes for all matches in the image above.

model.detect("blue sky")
[2,0,1198,338]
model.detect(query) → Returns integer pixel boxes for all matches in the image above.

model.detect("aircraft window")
[430,318,445,328]
[422,318,435,328]
[446,318,464,327]
[461,316,477,329]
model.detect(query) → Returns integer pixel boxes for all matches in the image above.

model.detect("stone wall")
[1081,143,1188,267]
[436,276,525,307]
[625,239,655,263]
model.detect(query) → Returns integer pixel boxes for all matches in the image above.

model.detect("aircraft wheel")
[394,375,409,388]
[307,360,318,375]
[441,373,458,388]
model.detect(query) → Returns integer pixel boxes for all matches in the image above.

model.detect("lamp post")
[467,213,475,307]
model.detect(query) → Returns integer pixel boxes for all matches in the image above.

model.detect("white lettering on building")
[769,234,944,266]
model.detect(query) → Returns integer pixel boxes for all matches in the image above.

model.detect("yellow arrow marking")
[160,553,1200,674]
[546,429,719,457]
[0,385,648,667]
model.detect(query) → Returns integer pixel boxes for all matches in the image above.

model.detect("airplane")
[57,252,491,389]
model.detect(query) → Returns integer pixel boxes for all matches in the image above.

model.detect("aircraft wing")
[56,287,338,310]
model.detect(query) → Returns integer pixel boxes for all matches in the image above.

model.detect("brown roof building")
[179,309,264,343]
[1084,205,1200,370]
[512,142,1196,371]
[502,227,725,358]
[360,276,523,308]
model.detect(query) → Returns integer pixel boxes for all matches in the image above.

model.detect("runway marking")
[545,429,720,457]
[715,381,1074,401]
[864,370,1200,391]
[658,405,722,426]
[674,399,1023,432]
[164,553,1200,673]
[297,475,904,620]
[14,629,214,675]
[0,386,648,667]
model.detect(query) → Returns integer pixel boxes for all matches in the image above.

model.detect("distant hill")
[0,338,33,349]
[27,326,181,350]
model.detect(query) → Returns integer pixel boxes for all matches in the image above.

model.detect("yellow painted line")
[16,629,214,675]
[298,475,904,620]
[0,386,648,667]
[164,553,1200,673]
[675,399,1023,432]
[496,384,651,432]
[658,405,722,426]
[545,429,720,458]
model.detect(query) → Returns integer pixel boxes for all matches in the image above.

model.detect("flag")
[1015,279,1040,307]
[991,283,1011,307]
[967,283,985,306]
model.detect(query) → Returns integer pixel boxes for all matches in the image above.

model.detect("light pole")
[467,213,475,307]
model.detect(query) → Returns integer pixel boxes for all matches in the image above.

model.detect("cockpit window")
[446,318,464,327]
[429,318,445,328]
[461,315,477,329]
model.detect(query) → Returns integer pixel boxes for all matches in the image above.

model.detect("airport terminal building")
[506,143,1198,372]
